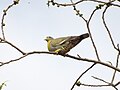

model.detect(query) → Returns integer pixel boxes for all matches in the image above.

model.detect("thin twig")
[1,0,20,40]
[111,44,120,83]
[102,6,120,52]
[1,3,13,39]
[89,0,120,7]
[92,76,118,90]
[115,81,120,86]
[47,0,120,8]
[0,37,25,55]
[71,63,96,90]
[87,8,100,61]
[92,76,110,84]
[81,83,110,87]
[65,54,120,72]
[70,0,100,61]
[0,54,27,67]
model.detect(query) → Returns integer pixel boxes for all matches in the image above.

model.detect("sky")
[0,0,120,90]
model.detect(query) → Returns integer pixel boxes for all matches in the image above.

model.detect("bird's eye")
[47,36,52,39]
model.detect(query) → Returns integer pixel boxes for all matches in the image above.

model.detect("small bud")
[77,10,80,13]
[47,2,50,7]
[76,13,79,16]
[76,81,81,86]
[106,2,112,7]
[79,14,83,17]
[52,2,55,6]
[99,4,104,7]
[3,10,6,15]
[73,6,76,10]
[96,5,100,9]
[13,0,19,5]
[57,4,60,7]
[3,10,6,13]
[2,23,5,26]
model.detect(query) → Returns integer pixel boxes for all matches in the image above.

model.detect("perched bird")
[45,33,89,55]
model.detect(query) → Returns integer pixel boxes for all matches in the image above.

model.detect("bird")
[45,33,89,55]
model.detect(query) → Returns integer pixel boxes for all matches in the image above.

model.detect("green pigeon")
[45,33,89,55]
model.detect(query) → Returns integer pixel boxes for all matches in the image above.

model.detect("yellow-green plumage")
[45,33,89,55]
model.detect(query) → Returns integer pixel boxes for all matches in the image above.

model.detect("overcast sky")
[0,0,120,90]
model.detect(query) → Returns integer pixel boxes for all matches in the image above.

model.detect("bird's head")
[44,36,54,42]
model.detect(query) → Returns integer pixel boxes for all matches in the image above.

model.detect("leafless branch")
[0,51,120,72]
[111,44,120,83]
[1,3,14,40]
[0,37,25,55]
[92,76,118,90]
[86,8,101,61]
[102,6,120,52]
[115,81,120,86]
[80,83,110,87]
[71,63,96,90]
[1,0,20,40]
[47,0,120,8]
[70,0,100,61]
[92,76,110,84]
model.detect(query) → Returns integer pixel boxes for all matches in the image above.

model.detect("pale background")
[0,0,120,90]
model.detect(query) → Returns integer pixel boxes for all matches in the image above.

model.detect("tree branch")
[0,51,120,72]
[86,8,100,61]
[92,76,118,90]
[102,6,120,52]
[111,44,120,83]
[71,63,96,90]
[1,0,20,40]
[0,37,25,55]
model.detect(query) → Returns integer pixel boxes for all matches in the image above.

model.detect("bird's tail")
[68,33,89,47]
[58,33,89,55]
[79,33,89,40]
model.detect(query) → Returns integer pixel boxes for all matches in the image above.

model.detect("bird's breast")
[47,40,52,51]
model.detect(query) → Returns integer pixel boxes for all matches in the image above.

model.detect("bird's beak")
[44,38,47,41]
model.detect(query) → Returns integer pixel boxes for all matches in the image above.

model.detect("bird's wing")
[50,37,71,47]
[58,36,79,46]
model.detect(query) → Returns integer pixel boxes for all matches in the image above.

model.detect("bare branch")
[0,51,56,67]
[70,0,100,61]
[1,0,20,40]
[89,0,120,7]
[86,8,101,61]
[102,6,120,52]
[111,44,120,83]
[81,83,110,87]
[92,76,110,84]
[47,0,120,8]
[0,37,25,55]
[115,81,120,86]
[71,63,96,90]
[0,51,120,72]
[92,76,118,90]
